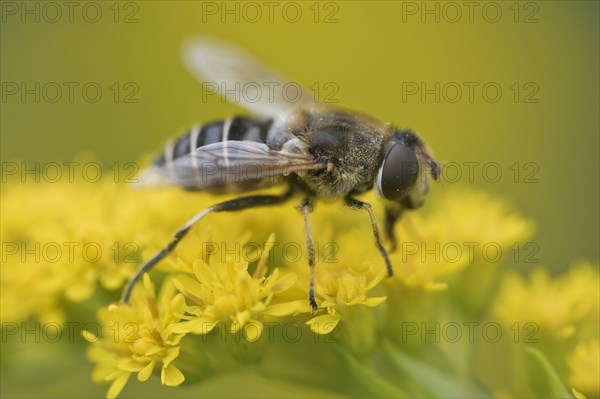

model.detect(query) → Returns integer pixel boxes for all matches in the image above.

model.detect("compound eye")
[379,144,419,201]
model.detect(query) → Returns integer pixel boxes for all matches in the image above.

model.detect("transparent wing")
[182,36,315,115]
[136,140,322,190]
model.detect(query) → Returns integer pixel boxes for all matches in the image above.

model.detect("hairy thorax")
[296,108,388,198]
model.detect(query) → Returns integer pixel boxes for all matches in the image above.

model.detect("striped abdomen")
[153,115,274,168]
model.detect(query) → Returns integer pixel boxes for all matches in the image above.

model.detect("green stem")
[332,346,411,398]
[381,339,489,398]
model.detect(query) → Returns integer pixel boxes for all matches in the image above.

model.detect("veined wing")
[182,36,315,115]
[136,140,322,190]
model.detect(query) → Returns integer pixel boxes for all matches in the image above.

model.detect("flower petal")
[264,300,311,316]
[162,346,180,366]
[306,314,340,335]
[170,318,217,334]
[361,296,387,307]
[107,371,131,399]
[137,360,156,382]
[244,320,263,342]
[161,364,185,387]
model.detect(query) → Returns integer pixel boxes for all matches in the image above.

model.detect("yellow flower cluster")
[84,274,185,398]
[3,171,596,398]
[85,187,537,396]
[493,263,599,341]
[390,189,535,291]
[170,234,307,340]
[567,340,600,396]
[0,174,240,322]
[1,178,137,323]
[306,260,387,334]
[492,262,599,397]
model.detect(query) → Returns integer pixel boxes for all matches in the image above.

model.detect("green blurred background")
[1,0,598,396]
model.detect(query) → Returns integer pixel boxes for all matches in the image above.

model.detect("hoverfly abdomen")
[226,115,273,142]
[153,116,274,168]
[139,115,284,192]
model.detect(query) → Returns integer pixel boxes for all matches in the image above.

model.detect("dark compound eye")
[379,144,420,201]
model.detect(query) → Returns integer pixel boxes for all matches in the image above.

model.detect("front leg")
[384,206,405,253]
[345,197,393,277]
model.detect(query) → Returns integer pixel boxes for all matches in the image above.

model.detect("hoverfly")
[122,37,440,312]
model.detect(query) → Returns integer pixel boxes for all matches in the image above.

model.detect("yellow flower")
[4,170,574,397]
[492,263,599,340]
[567,340,600,398]
[388,188,535,293]
[84,274,186,399]
[170,233,306,341]
[306,259,387,335]
[416,188,535,246]
[0,171,250,322]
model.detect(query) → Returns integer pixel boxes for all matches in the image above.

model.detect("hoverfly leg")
[345,197,393,277]
[121,187,295,304]
[384,207,405,253]
[298,198,319,313]
[121,206,214,303]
